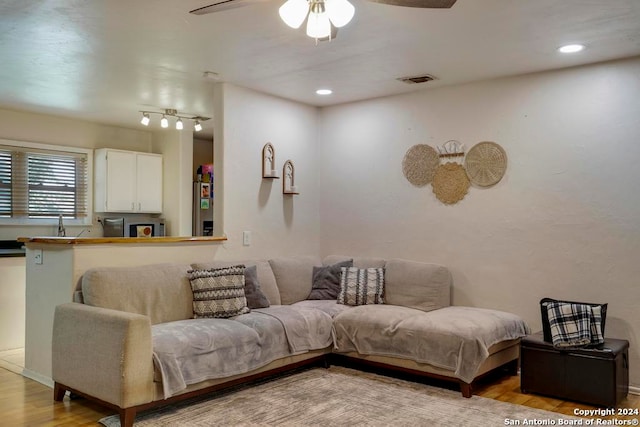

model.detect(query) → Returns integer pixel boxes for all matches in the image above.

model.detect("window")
[0,140,92,225]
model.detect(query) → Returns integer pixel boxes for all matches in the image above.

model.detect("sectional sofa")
[52,255,529,427]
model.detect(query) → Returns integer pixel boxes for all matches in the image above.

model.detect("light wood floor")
[2,366,638,426]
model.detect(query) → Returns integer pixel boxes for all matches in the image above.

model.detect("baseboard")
[629,385,640,395]
[22,369,54,388]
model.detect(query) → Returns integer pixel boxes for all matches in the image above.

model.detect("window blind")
[0,150,11,217]
[0,144,89,220]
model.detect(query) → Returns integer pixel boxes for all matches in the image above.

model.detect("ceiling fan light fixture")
[306,6,332,39]
[279,0,309,29]
[325,0,354,28]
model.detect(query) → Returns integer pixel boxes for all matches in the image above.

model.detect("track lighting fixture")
[139,109,210,132]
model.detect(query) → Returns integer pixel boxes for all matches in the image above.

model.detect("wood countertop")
[17,236,227,245]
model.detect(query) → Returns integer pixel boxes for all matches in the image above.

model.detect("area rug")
[99,366,580,426]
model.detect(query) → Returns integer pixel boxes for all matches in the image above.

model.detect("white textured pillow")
[188,265,250,318]
[338,267,385,306]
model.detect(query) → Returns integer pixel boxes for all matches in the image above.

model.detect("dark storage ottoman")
[521,332,629,407]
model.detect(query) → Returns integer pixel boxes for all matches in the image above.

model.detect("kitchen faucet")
[57,214,66,237]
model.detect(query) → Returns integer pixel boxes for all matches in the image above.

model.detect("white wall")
[214,83,321,259]
[0,257,25,350]
[152,129,194,236]
[318,57,640,386]
[0,108,153,240]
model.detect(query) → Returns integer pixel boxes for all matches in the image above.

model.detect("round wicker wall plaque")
[464,141,507,187]
[432,162,470,204]
[402,144,440,187]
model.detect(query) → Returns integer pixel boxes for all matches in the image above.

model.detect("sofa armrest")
[52,303,155,408]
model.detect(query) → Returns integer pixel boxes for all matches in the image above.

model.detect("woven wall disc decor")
[402,144,440,187]
[432,162,470,204]
[464,141,507,187]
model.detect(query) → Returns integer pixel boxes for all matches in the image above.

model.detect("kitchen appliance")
[103,217,165,237]
[193,181,214,236]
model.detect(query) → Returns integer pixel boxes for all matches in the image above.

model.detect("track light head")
[140,113,150,126]
[194,120,203,132]
[176,118,184,130]
[160,115,168,128]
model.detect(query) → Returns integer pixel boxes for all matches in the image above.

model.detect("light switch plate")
[34,249,43,265]
[242,231,251,246]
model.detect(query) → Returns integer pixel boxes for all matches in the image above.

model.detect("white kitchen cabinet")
[94,148,163,213]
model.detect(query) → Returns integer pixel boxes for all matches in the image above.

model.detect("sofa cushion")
[384,259,451,312]
[332,305,530,383]
[82,263,192,325]
[269,256,322,304]
[191,260,281,305]
[323,255,386,269]
[188,266,251,319]
[308,259,353,300]
[337,267,385,306]
[292,300,353,318]
[243,265,270,309]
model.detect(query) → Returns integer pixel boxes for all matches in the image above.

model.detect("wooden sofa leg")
[120,407,137,427]
[53,382,67,401]
[460,382,472,398]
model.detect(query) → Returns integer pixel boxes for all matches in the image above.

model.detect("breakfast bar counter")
[18,236,227,245]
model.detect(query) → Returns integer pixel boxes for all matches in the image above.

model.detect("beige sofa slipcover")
[52,255,529,427]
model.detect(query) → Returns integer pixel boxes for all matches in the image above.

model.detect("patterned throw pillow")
[337,267,385,306]
[188,265,250,318]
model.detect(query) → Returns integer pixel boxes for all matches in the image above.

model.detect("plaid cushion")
[337,267,385,306]
[546,302,604,348]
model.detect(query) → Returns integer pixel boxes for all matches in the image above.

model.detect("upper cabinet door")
[104,150,137,212]
[136,153,163,213]
[94,148,163,213]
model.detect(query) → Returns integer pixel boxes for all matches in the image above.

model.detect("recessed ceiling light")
[558,44,585,53]
[316,89,332,95]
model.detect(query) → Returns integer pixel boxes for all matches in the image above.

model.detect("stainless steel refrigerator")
[192,181,214,236]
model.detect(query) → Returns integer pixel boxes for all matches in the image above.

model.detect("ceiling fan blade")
[365,0,456,8]
[189,0,268,15]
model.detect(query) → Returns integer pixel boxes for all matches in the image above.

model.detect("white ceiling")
[0,0,639,137]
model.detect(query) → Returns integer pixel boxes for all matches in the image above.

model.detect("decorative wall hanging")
[431,140,468,204]
[431,162,470,204]
[464,141,507,187]
[437,140,466,162]
[262,143,280,178]
[283,160,299,195]
[402,144,440,187]
[401,139,506,205]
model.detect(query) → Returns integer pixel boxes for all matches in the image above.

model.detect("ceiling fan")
[189,0,457,41]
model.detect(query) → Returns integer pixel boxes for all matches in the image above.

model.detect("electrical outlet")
[33,249,43,265]
[243,231,251,246]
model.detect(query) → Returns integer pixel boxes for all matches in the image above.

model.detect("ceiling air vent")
[397,74,437,84]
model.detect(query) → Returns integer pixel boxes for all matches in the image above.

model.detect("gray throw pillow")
[308,259,354,300]
[244,265,270,309]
